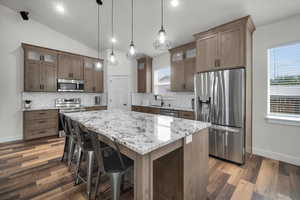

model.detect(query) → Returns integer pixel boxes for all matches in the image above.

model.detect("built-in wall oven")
[57,79,84,92]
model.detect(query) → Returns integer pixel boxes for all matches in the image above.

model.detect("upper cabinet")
[58,53,84,80]
[22,43,104,93]
[137,56,152,93]
[194,16,255,72]
[84,57,104,93]
[169,42,196,91]
[23,44,57,92]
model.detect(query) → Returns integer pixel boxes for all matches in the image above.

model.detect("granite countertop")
[132,105,194,112]
[64,109,210,155]
[22,105,107,111]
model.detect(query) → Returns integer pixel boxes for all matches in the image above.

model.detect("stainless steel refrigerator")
[194,68,245,164]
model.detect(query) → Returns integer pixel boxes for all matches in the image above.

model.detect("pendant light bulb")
[129,42,136,56]
[110,51,116,63]
[96,62,102,69]
[158,28,166,44]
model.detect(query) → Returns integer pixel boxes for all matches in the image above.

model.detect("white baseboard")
[0,135,23,143]
[253,147,300,166]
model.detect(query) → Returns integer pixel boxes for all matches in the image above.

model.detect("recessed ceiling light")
[170,0,179,7]
[55,3,65,14]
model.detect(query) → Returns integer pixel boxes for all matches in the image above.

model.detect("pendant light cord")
[111,0,114,52]
[131,0,134,43]
[161,0,164,29]
[97,4,100,59]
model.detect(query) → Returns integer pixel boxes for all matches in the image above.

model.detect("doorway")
[107,75,131,110]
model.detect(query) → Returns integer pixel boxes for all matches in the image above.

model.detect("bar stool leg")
[61,136,69,162]
[108,172,123,200]
[74,147,82,185]
[87,151,94,200]
[68,138,75,167]
[94,169,102,200]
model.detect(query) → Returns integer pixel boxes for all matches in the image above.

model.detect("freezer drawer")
[209,125,244,164]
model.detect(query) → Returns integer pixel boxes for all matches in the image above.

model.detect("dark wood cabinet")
[85,106,107,111]
[194,16,254,72]
[132,106,195,120]
[22,43,104,93]
[196,34,218,72]
[23,109,59,140]
[23,44,57,92]
[84,57,104,93]
[170,42,196,92]
[137,56,152,93]
[58,53,83,80]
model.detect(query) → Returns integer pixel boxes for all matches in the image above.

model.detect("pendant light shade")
[153,0,172,51]
[127,0,137,58]
[96,0,102,69]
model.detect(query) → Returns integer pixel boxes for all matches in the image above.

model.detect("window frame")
[153,66,171,95]
[266,41,300,126]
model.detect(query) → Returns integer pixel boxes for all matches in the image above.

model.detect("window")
[154,67,170,94]
[268,42,300,118]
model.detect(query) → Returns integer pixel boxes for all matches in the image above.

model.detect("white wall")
[253,14,300,166]
[0,5,99,142]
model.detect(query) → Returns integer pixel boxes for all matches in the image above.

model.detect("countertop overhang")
[64,109,211,155]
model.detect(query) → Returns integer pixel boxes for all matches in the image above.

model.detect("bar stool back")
[67,118,95,200]
[89,131,133,200]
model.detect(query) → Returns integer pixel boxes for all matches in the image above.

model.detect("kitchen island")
[64,110,211,200]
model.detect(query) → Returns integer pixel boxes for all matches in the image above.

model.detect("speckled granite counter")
[64,109,210,155]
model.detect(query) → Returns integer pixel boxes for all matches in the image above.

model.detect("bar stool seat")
[102,151,133,173]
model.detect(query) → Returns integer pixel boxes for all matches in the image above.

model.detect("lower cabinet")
[23,110,59,140]
[132,106,195,120]
[85,106,107,111]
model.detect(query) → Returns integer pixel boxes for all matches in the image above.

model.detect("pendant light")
[96,0,102,69]
[128,0,136,57]
[153,0,172,51]
[109,0,117,64]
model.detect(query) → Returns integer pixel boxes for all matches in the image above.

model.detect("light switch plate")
[186,135,193,144]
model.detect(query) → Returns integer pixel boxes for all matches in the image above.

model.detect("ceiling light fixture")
[55,3,65,14]
[153,0,172,51]
[127,0,137,58]
[96,0,103,69]
[170,0,179,7]
[109,0,117,64]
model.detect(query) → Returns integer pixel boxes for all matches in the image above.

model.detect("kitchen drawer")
[24,110,58,120]
[178,111,195,120]
[24,118,58,131]
[86,106,107,111]
[24,128,58,140]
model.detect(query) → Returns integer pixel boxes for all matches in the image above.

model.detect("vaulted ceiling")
[1,0,300,56]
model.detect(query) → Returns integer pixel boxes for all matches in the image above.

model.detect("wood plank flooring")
[0,137,299,200]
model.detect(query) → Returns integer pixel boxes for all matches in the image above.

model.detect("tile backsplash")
[131,92,194,109]
[22,92,107,108]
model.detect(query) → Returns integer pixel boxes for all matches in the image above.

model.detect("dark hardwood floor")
[0,137,299,200]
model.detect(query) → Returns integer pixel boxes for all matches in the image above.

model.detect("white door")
[108,75,131,110]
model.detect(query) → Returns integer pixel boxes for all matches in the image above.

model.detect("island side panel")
[183,128,209,200]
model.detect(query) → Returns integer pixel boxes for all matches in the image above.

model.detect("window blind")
[269,43,300,116]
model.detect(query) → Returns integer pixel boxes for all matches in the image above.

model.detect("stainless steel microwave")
[57,79,84,92]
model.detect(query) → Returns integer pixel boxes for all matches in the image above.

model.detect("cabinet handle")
[38,121,46,124]
[215,59,219,67]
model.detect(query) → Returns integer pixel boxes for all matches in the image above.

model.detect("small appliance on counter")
[95,96,101,105]
[24,100,32,109]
